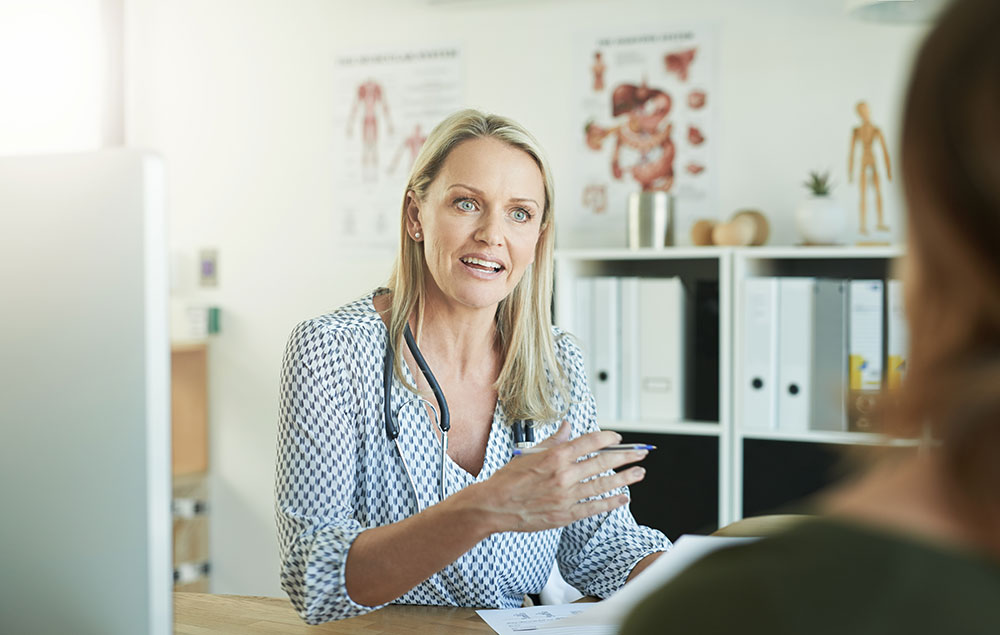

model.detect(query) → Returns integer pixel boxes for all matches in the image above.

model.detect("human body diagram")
[592,51,607,92]
[347,79,393,181]
[387,124,427,175]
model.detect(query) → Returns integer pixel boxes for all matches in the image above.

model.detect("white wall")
[126,0,927,596]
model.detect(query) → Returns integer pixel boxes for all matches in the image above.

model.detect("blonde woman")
[276,110,669,624]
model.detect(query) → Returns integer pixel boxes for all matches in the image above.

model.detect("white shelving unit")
[555,247,733,529]
[729,244,903,522]
[554,245,905,534]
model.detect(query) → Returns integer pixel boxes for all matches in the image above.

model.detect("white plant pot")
[795,196,846,245]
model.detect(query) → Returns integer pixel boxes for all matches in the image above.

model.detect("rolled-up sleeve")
[552,332,672,598]
[275,320,386,623]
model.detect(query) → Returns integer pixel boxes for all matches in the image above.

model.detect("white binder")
[776,278,848,432]
[741,278,779,430]
[848,280,885,432]
[573,277,593,361]
[886,280,908,390]
[618,277,641,422]
[638,277,686,421]
[590,277,620,423]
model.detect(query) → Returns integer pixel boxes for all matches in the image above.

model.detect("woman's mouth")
[460,256,504,274]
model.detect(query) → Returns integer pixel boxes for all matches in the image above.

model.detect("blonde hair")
[384,109,568,424]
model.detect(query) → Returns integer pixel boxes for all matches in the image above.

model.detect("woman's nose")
[474,209,504,246]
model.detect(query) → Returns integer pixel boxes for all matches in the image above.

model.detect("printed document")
[477,534,755,634]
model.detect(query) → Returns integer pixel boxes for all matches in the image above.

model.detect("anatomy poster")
[577,26,718,245]
[333,46,463,249]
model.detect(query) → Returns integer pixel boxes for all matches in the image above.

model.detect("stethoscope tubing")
[382,321,535,504]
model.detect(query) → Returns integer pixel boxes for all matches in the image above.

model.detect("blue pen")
[512,443,656,456]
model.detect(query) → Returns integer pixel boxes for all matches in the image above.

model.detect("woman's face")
[408,137,545,314]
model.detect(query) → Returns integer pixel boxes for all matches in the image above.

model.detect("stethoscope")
[382,323,535,504]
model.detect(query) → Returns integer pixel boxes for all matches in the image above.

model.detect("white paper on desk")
[476,604,612,635]
[544,534,758,631]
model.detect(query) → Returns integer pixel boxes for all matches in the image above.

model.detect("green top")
[620,518,1000,635]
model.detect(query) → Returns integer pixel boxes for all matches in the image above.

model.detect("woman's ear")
[405,191,423,240]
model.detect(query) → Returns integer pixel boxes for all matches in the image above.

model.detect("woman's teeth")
[461,257,502,272]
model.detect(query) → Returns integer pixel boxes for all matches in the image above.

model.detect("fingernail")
[615,433,623,443]
[632,467,646,477]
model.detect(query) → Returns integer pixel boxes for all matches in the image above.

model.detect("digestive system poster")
[577,26,718,243]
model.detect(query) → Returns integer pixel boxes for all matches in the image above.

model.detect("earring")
[414,231,421,240]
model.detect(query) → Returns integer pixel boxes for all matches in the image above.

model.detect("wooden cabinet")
[171,342,211,590]
[171,343,209,475]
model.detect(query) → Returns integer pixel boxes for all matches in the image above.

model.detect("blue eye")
[512,208,531,222]
[456,199,477,212]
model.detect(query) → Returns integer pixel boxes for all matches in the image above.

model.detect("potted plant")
[795,170,846,245]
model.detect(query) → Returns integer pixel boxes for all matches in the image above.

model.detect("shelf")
[556,243,906,529]
[556,247,729,261]
[603,420,721,436]
[734,245,904,260]
[739,429,920,446]
[171,339,209,353]
[556,245,904,261]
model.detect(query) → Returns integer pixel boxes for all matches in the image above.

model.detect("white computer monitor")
[0,150,172,635]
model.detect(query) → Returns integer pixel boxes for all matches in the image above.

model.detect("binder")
[637,277,686,421]
[590,277,620,423]
[618,277,641,421]
[886,280,908,390]
[572,276,593,360]
[689,280,720,422]
[776,278,848,432]
[847,280,885,432]
[807,280,848,431]
[741,278,779,430]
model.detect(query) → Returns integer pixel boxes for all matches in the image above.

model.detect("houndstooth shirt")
[275,290,671,624]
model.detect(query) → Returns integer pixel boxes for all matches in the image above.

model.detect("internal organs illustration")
[664,48,697,81]
[687,125,705,146]
[582,183,608,214]
[585,81,676,192]
[347,79,393,180]
[687,89,706,109]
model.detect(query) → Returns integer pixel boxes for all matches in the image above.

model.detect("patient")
[622,0,1000,632]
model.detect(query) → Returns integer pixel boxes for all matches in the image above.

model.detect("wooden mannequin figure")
[848,101,893,235]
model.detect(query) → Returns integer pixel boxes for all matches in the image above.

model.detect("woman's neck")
[414,288,499,379]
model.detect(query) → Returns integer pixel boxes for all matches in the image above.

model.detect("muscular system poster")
[577,26,718,245]
[333,46,463,249]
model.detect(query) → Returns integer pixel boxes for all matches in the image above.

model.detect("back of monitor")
[0,150,171,635]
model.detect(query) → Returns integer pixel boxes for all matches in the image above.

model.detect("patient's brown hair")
[890,0,1000,521]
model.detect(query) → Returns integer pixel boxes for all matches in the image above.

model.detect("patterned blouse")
[275,290,671,624]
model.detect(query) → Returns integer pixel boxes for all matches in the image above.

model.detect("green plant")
[803,170,833,196]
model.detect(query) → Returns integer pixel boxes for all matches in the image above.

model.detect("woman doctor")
[276,109,669,624]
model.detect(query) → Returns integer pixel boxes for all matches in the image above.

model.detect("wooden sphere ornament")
[690,219,717,246]
[690,209,770,247]
[730,209,769,246]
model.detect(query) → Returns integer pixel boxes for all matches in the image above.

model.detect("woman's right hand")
[454,421,649,534]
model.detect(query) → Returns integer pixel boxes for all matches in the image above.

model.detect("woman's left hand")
[450,421,649,535]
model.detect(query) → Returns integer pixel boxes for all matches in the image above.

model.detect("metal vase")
[627,191,674,249]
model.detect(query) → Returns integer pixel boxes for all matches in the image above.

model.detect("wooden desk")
[174,592,494,634]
